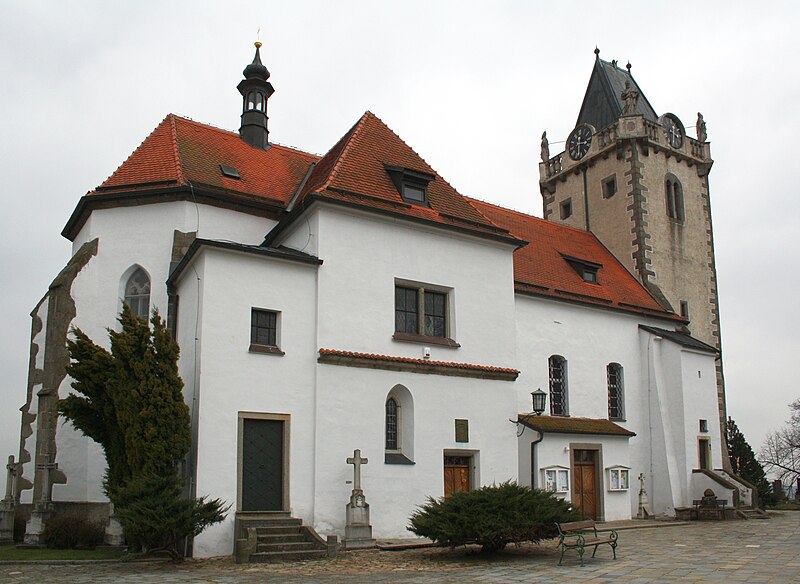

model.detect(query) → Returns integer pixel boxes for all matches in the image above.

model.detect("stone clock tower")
[539,50,729,468]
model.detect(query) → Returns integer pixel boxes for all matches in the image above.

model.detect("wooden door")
[573,450,597,520]
[444,455,471,496]
[241,418,284,511]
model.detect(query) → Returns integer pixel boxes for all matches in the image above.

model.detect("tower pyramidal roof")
[576,49,658,130]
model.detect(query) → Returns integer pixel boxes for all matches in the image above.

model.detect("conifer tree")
[59,304,226,558]
[726,417,775,508]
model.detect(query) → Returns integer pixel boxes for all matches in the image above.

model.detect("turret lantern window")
[124,268,151,320]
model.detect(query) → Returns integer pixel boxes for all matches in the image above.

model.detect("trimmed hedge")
[408,482,579,552]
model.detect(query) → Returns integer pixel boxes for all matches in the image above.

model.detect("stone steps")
[234,513,333,563]
[737,507,769,520]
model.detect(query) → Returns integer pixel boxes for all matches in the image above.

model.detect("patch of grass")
[0,544,125,561]
[769,501,800,511]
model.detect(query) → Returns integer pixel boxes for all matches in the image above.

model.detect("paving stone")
[3,512,800,582]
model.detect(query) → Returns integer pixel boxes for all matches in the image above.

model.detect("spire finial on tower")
[594,46,600,60]
[626,61,632,74]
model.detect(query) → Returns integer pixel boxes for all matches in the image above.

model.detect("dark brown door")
[573,450,597,520]
[241,418,284,511]
[444,455,471,496]
[699,439,711,470]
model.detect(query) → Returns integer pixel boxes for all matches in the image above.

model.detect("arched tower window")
[548,355,568,416]
[384,385,415,464]
[124,268,151,320]
[607,363,625,420]
[385,397,399,450]
[665,175,684,222]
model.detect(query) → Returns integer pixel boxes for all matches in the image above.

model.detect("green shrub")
[408,482,579,553]
[41,514,105,549]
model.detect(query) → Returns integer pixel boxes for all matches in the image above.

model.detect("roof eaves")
[638,325,718,353]
[167,238,322,288]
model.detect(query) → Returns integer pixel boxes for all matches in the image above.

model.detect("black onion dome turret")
[243,41,270,80]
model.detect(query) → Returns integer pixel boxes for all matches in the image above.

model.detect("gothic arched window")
[607,363,625,420]
[665,176,684,222]
[124,268,151,320]
[385,397,399,450]
[548,355,568,416]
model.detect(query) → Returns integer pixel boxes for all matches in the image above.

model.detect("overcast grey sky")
[1,1,798,473]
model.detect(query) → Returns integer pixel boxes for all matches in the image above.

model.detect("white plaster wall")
[283,204,519,369]
[44,200,275,505]
[184,248,319,558]
[514,296,651,420]
[313,364,519,539]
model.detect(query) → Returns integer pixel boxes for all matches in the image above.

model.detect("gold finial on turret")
[255,41,262,49]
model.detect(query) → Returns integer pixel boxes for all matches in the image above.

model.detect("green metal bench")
[555,519,618,566]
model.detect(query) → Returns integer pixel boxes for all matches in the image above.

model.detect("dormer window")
[561,254,602,284]
[402,184,426,204]
[384,164,435,206]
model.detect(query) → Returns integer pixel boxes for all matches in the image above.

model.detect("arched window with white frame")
[384,385,415,465]
[124,267,151,320]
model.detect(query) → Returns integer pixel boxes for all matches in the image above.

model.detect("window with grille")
[250,308,282,354]
[385,397,399,450]
[549,355,568,416]
[124,268,151,320]
[607,363,625,420]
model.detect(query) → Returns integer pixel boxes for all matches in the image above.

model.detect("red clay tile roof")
[95,114,319,205]
[297,112,514,240]
[518,414,635,437]
[469,198,679,319]
[318,348,519,379]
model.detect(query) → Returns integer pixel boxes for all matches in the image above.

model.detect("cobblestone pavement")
[3,512,799,583]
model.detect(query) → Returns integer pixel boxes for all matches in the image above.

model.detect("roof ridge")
[318,112,370,192]
[98,115,179,189]
[168,114,186,185]
[170,114,319,160]
[364,112,500,229]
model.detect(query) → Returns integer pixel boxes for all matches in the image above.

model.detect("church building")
[1,46,753,558]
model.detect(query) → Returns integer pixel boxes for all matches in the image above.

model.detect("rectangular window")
[680,300,690,319]
[544,468,569,493]
[402,184,427,204]
[700,419,708,433]
[607,363,625,420]
[549,356,568,416]
[455,419,469,443]
[602,175,617,198]
[560,198,572,220]
[250,308,283,354]
[394,287,419,334]
[608,467,630,491]
[394,284,454,343]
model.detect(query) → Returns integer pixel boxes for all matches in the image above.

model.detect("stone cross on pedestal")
[343,449,375,549]
[347,449,367,493]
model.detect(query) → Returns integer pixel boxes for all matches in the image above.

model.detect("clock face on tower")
[567,124,593,160]
[661,113,684,149]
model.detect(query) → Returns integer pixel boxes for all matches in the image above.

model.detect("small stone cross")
[346,449,368,491]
